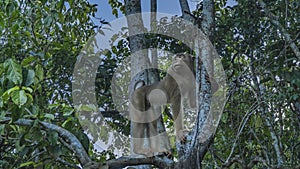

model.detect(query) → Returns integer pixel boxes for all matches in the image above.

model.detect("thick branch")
[179,0,194,22]
[151,0,158,68]
[222,155,269,168]
[222,155,247,168]
[0,117,92,166]
[1,116,176,168]
[3,118,170,168]
[258,0,300,59]
[107,156,174,169]
[179,0,190,14]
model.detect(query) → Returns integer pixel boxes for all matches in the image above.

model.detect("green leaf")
[21,56,36,67]
[12,23,19,34]
[63,107,74,116]
[112,8,118,17]
[44,113,55,120]
[19,161,34,167]
[255,117,262,130]
[25,69,35,86]
[5,59,22,85]
[22,86,33,93]
[0,124,5,135]
[80,104,97,112]
[3,86,20,96]
[292,94,299,101]
[0,63,4,74]
[35,64,44,81]
[44,15,53,27]
[11,90,27,107]
[48,103,60,109]
[221,112,228,123]
[0,97,3,107]
[25,93,33,106]
[62,117,72,127]
[57,0,65,12]
[48,131,59,146]
[15,134,26,152]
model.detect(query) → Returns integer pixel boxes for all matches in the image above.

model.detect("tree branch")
[222,155,247,168]
[249,56,284,167]
[179,0,194,22]
[56,157,81,169]
[0,117,176,168]
[222,155,270,168]
[0,117,92,166]
[107,156,174,169]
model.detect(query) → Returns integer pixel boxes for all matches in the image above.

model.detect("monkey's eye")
[176,55,184,59]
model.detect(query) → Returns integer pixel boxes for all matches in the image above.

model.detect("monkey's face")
[171,54,194,74]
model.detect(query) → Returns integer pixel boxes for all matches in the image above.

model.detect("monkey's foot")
[133,148,154,157]
[177,129,189,144]
[129,154,148,158]
[155,151,173,159]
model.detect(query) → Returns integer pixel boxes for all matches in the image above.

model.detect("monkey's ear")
[134,80,145,90]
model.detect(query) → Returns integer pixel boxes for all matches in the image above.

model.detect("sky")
[89,0,237,22]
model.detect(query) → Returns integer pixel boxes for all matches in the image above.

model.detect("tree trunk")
[125,0,217,168]
[124,2,151,169]
[151,0,158,68]
[176,0,216,168]
[125,1,170,168]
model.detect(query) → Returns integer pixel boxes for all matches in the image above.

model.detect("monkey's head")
[170,53,195,75]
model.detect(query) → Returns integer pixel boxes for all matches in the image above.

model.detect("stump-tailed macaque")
[130,53,196,156]
[130,53,217,157]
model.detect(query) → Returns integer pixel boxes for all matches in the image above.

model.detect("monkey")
[129,53,218,157]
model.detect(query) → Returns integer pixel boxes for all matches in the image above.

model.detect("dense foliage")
[0,0,104,167]
[207,0,300,168]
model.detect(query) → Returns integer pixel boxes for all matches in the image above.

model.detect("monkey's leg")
[148,119,158,153]
[171,97,188,143]
[148,118,172,158]
[132,122,153,156]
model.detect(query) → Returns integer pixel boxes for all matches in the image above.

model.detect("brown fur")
[130,53,196,156]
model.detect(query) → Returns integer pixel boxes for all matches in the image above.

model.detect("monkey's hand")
[205,75,219,93]
[177,129,189,144]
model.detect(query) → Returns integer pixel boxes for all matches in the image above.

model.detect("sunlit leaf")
[80,104,97,112]
[11,90,27,107]
[63,107,74,116]
[0,97,3,108]
[19,161,35,168]
[12,23,19,34]
[25,69,35,86]
[5,59,22,85]
[44,113,55,120]
[22,86,33,93]
[21,56,36,67]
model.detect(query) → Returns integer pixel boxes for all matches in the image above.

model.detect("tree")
[211,0,300,168]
